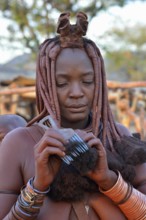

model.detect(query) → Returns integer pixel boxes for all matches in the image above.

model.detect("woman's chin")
[67,112,88,122]
[61,112,90,129]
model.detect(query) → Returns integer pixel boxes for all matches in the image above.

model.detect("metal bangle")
[115,183,133,205]
[28,177,50,195]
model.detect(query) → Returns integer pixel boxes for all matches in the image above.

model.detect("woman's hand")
[33,128,66,191]
[76,130,118,190]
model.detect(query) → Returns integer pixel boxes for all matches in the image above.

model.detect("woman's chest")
[37,195,127,220]
[37,197,98,220]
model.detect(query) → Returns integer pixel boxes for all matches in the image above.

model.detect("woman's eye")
[83,81,93,85]
[56,82,68,87]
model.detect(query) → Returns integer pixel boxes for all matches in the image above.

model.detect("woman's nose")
[69,82,84,98]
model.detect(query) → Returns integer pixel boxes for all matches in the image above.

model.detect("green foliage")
[0,0,143,55]
[106,50,146,80]
[103,23,146,81]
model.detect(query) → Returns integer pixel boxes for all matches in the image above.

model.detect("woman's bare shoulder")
[115,122,131,136]
[0,125,42,154]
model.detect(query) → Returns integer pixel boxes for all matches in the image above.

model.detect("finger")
[75,129,87,136]
[87,138,106,156]
[35,146,65,163]
[82,132,95,142]
[87,138,102,148]
[45,128,67,144]
[35,136,66,154]
[75,130,94,142]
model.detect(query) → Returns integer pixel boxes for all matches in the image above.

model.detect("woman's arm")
[99,163,146,220]
[76,129,146,220]
[0,128,26,219]
[0,126,66,220]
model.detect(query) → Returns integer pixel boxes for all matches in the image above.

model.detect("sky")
[0,1,146,64]
[87,1,146,40]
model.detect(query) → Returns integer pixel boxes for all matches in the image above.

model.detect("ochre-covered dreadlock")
[28,11,122,150]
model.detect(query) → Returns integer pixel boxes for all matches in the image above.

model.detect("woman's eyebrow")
[56,71,94,78]
[56,73,69,78]
[82,71,94,75]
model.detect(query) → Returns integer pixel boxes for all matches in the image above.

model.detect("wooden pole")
[0,81,146,96]
[107,81,146,89]
[0,86,35,95]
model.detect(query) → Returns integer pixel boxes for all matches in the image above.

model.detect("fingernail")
[62,152,66,156]
[65,140,69,144]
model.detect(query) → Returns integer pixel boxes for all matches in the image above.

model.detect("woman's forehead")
[57,48,87,58]
[56,48,93,71]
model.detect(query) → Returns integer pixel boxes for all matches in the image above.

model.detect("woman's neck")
[61,116,91,130]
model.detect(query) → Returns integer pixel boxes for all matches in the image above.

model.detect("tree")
[0,0,144,55]
[99,23,146,80]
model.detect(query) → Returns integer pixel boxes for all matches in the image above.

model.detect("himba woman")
[0,12,146,220]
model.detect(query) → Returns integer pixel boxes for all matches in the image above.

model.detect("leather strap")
[26,123,45,144]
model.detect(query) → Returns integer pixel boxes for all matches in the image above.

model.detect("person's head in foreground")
[0,114,26,144]
[0,12,146,220]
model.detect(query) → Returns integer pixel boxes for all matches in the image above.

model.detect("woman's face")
[55,48,95,129]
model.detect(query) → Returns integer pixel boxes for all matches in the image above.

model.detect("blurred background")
[0,0,146,139]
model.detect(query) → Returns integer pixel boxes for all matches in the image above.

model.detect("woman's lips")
[67,105,87,113]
